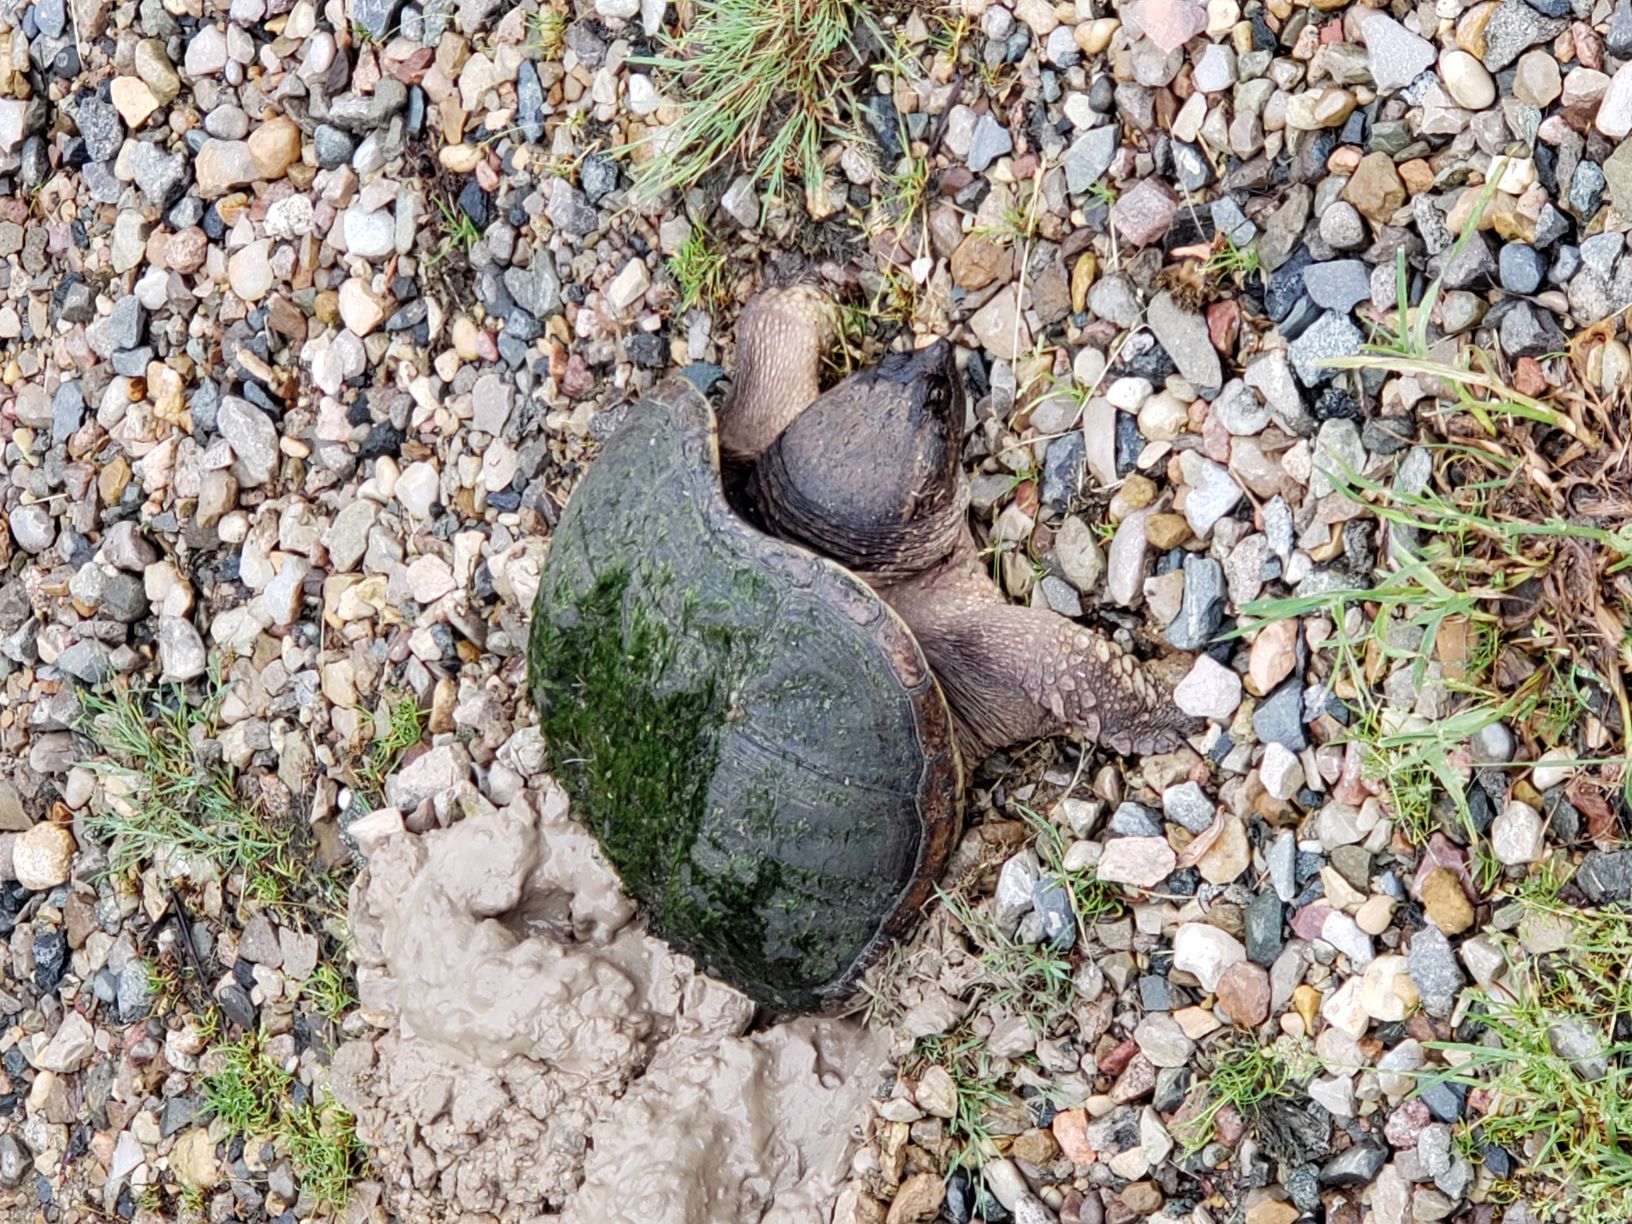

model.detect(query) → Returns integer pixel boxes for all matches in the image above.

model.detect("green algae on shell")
[527,378,962,1012]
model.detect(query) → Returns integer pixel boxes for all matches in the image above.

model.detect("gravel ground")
[5,0,1632,1220]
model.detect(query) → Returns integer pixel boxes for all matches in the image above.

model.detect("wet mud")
[332,727,886,1223]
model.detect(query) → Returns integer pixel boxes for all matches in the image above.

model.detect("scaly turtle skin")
[528,377,962,1012]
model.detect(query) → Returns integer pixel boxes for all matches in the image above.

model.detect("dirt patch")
[332,727,885,1223]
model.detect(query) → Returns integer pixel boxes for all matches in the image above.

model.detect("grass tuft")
[1203,236,1260,282]
[667,229,730,313]
[78,669,308,900]
[528,5,567,57]
[425,194,482,269]
[302,961,359,1019]
[201,1032,294,1136]
[202,1031,364,1209]
[1424,879,1632,1224]
[1175,1036,1315,1155]
[630,0,876,202]
[908,1029,1012,1176]
[352,691,428,810]
[284,1096,366,1211]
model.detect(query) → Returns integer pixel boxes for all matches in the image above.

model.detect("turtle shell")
[528,377,962,1012]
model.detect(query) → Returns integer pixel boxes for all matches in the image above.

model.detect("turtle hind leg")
[719,285,837,466]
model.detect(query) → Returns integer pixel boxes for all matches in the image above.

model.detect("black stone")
[1253,678,1309,752]
[216,982,256,1028]
[1578,850,1632,902]
[359,422,406,460]
[1312,386,1362,422]
[1479,1141,1516,1178]
[1362,413,1415,454]
[1166,556,1225,650]
[1319,1140,1387,1186]
[580,152,618,203]
[1267,247,1315,323]
[1041,431,1084,510]
[627,332,666,368]
[861,92,903,163]
[1114,411,1143,478]
[1287,1164,1321,1211]
[33,932,67,993]
[1244,889,1284,966]
[1420,1079,1467,1122]
[457,180,490,227]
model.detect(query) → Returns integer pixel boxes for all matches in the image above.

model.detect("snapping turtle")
[529,287,1193,1011]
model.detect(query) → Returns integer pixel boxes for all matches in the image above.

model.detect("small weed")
[866,261,922,329]
[302,962,358,1019]
[528,5,567,57]
[1023,807,1124,930]
[351,691,428,812]
[201,1032,294,1135]
[1203,237,1260,282]
[927,10,971,58]
[630,0,878,201]
[284,1097,366,1211]
[1423,885,1632,1224]
[425,195,482,269]
[939,889,1075,1019]
[667,230,730,313]
[878,145,932,232]
[1175,1036,1314,1155]
[79,669,306,900]
[202,1032,364,1208]
[1085,178,1116,209]
[908,1029,1013,1176]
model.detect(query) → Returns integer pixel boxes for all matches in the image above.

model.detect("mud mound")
[332,730,884,1223]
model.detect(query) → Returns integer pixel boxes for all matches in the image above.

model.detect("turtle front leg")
[874,535,1198,760]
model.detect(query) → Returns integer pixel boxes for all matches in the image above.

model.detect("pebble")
[1491,800,1544,865]
[1289,311,1363,386]
[1172,923,1246,992]
[1214,960,1271,1027]
[1498,244,1545,295]
[1097,837,1176,889]
[13,823,76,889]
[966,114,1013,173]
[1320,1141,1387,1187]
[1438,49,1495,109]
[1420,868,1475,936]
[996,850,1042,929]
[219,398,279,486]
[1598,63,1632,138]
[1148,292,1222,393]
[1362,13,1436,92]
[1133,1013,1194,1066]
[1165,556,1224,650]
[1173,655,1241,720]
[1303,260,1371,313]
